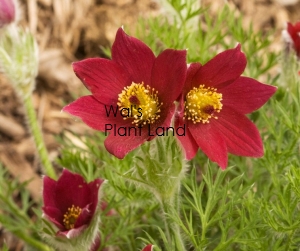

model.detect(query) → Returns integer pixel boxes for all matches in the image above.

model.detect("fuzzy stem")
[160,195,186,251]
[23,94,56,179]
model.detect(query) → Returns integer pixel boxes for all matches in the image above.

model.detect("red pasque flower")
[283,21,300,58]
[63,27,186,158]
[175,45,277,169]
[42,169,104,238]
[0,0,15,27]
[142,244,154,251]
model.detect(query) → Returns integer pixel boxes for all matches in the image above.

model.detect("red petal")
[175,123,198,160]
[112,28,155,86]
[182,63,202,96]
[212,107,263,157]
[87,178,104,219]
[142,244,154,251]
[89,234,101,251]
[0,0,15,26]
[192,44,246,89]
[74,206,93,228]
[56,224,87,239]
[72,58,131,105]
[287,22,300,57]
[189,122,228,169]
[221,77,277,114]
[295,22,300,30]
[174,97,198,160]
[62,95,126,131]
[104,128,149,158]
[42,206,64,229]
[43,176,57,208]
[287,22,297,42]
[151,49,187,103]
[148,104,176,140]
[55,170,95,214]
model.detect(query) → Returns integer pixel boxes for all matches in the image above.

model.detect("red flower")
[0,0,15,27]
[42,169,104,238]
[63,28,186,158]
[283,22,300,58]
[142,244,154,251]
[175,45,277,169]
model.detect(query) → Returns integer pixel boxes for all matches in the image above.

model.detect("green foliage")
[136,0,278,80]
[0,164,51,251]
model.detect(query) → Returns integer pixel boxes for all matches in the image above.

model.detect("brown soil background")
[0,0,299,250]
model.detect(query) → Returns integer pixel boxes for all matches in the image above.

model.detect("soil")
[0,0,299,249]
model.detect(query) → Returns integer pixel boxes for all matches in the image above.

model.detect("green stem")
[23,95,57,179]
[160,198,172,243]
[160,195,186,251]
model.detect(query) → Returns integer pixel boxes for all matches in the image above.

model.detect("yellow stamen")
[184,85,223,124]
[63,205,82,230]
[118,82,162,126]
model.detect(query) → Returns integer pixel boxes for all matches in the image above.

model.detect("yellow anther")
[118,82,162,126]
[184,85,223,124]
[63,205,82,230]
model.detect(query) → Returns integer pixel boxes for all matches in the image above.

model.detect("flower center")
[184,85,223,124]
[63,205,82,230]
[118,82,162,126]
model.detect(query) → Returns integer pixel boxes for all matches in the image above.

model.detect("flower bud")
[0,0,15,27]
[142,244,154,251]
[0,25,38,99]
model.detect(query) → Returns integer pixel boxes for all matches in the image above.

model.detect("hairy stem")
[23,95,56,179]
[160,195,186,251]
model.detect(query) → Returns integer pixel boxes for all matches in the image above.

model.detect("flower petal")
[175,97,198,160]
[0,0,15,27]
[142,244,154,251]
[55,169,93,213]
[151,49,187,103]
[72,58,131,105]
[42,206,64,230]
[287,22,300,44]
[192,44,246,89]
[175,124,198,160]
[148,104,175,140]
[189,122,228,169]
[56,224,87,239]
[43,176,57,208]
[212,107,263,157]
[104,128,149,159]
[289,22,300,56]
[74,206,93,228]
[87,178,104,218]
[112,28,155,85]
[89,234,101,251]
[182,62,202,96]
[63,95,126,131]
[221,77,277,114]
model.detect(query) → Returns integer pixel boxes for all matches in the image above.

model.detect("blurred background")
[0,0,299,249]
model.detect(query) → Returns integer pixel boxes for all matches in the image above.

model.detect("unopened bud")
[0,25,38,99]
[0,0,16,27]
